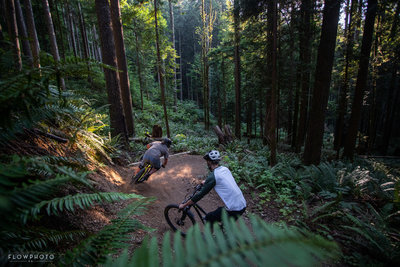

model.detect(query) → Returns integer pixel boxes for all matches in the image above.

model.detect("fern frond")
[104,214,340,267]
[2,228,86,251]
[62,198,153,266]
[11,172,91,209]
[25,192,145,221]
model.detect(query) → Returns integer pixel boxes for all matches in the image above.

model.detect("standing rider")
[136,138,172,178]
[179,150,246,225]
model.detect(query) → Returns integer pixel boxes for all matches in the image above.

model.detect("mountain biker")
[179,150,246,225]
[135,138,172,178]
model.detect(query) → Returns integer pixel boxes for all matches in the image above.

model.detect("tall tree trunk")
[154,0,170,138]
[265,0,277,166]
[42,0,65,90]
[95,0,128,146]
[65,0,77,57]
[233,0,241,139]
[381,2,399,155]
[77,1,94,87]
[334,0,357,156]
[5,0,22,71]
[292,67,301,148]
[343,0,377,159]
[295,0,312,153]
[201,0,208,130]
[303,0,342,165]
[218,58,222,128]
[133,23,144,111]
[51,0,65,60]
[24,0,40,68]
[168,0,177,111]
[179,29,183,100]
[15,0,32,65]
[367,12,382,154]
[78,2,89,60]
[110,0,135,137]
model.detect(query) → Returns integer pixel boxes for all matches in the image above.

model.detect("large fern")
[61,198,153,266]
[105,214,340,267]
[0,155,149,261]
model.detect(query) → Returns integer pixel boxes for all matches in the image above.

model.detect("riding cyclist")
[179,150,246,225]
[136,138,172,178]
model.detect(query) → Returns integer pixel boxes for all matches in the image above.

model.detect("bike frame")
[135,163,152,183]
[186,203,207,224]
[182,185,208,224]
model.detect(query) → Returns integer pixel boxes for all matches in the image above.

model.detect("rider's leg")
[146,157,161,177]
[204,207,224,232]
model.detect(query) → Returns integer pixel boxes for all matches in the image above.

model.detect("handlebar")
[182,184,203,204]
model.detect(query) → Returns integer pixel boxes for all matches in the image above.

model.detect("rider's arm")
[179,174,215,210]
[190,173,216,203]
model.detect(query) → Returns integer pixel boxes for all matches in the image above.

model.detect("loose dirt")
[119,154,225,240]
[85,153,281,247]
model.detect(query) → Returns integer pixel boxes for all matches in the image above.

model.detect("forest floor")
[82,153,282,251]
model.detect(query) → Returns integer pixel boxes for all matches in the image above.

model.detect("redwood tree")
[42,0,65,90]
[110,0,135,137]
[5,0,22,71]
[295,0,312,153]
[15,0,32,65]
[265,0,278,166]
[343,0,378,159]
[154,0,170,138]
[95,0,128,145]
[234,0,241,139]
[334,0,357,156]
[24,0,40,68]
[303,0,342,165]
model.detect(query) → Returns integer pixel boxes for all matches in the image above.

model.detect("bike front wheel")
[164,204,196,236]
[132,167,149,184]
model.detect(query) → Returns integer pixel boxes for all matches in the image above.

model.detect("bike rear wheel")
[164,204,196,236]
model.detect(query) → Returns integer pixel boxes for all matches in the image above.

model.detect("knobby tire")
[164,204,196,236]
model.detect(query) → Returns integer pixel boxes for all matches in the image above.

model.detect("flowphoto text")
[8,253,55,263]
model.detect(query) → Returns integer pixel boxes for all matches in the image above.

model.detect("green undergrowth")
[220,140,400,266]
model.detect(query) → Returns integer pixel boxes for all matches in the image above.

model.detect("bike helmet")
[203,150,221,162]
[162,138,172,148]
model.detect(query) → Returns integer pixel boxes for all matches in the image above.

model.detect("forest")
[0,0,399,266]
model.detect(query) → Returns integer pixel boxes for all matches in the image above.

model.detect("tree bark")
[5,0,22,71]
[295,0,312,153]
[168,0,177,111]
[42,0,65,90]
[233,0,241,139]
[381,2,399,155]
[303,0,342,165]
[15,0,32,65]
[343,0,377,160]
[78,2,90,60]
[95,0,128,145]
[154,0,170,138]
[65,0,77,58]
[110,0,135,137]
[24,0,40,68]
[265,0,278,166]
[334,0,356,156]
[51,0,65,60]
[133,22,144,111]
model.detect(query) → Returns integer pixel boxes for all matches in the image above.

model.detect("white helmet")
[204,150,221,162]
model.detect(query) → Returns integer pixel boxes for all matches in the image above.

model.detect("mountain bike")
[164,184,207,236]
[131,163,153,184]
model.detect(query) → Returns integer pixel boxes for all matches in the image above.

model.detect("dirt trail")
[118,154,225,240]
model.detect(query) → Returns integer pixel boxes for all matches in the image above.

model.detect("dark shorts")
[141,154,161,169]
[204,206,246,225]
